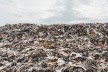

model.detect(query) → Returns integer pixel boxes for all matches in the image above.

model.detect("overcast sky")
[0,0,108,26]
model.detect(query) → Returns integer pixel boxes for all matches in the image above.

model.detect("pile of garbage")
[0,23,108,72]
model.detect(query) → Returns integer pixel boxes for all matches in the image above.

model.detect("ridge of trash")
[0,23,108,72]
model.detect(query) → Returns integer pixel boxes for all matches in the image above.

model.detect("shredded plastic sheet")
[0,23,108,72]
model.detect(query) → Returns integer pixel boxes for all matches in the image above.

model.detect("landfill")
[0,23,108,72]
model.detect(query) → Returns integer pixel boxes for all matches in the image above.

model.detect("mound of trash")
[0,23,108,72]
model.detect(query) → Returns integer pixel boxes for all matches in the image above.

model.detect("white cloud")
[0,0,57,26]
[0,0,108,26]
[76,0,108,20]
[43,0,108,24]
